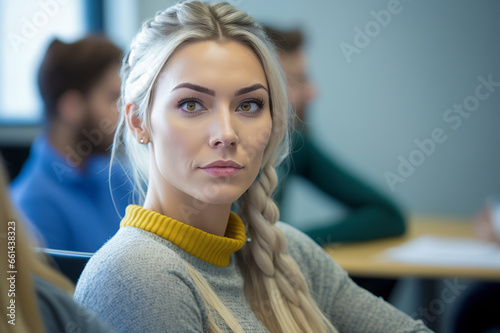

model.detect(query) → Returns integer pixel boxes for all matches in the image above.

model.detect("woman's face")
[145,40,272,205]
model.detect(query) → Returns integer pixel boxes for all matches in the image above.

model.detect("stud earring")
[140,138,144,144]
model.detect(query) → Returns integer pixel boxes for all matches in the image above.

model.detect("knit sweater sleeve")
[276,222,433,333]
[74,228,209,333]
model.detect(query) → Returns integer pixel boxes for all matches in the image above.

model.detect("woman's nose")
[209,109,239,148]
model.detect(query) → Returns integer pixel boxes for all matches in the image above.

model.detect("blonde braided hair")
[112,1,338,332]
[237,163,337,332]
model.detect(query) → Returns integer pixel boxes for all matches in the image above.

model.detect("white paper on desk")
[382,235,500,269]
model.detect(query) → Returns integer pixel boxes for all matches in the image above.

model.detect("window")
[0,0,86,124]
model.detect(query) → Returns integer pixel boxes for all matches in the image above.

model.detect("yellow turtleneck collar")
[120,205,247,267]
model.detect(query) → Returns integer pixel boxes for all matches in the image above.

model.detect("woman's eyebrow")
[171,82,268,97]
[171,83,215,96]
[234,83,268,96]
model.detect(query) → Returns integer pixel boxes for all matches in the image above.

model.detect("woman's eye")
[179,101,203,113]
[237,101,261,113]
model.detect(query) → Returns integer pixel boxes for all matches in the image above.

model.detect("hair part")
[112,2,337,332]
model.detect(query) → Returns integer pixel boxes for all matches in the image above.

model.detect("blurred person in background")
[264,25,406,301]
[0,157,112,333]
[265,25,406,245]
[450,199,500,333]
[10,36,133,252]
[473,198,500,245]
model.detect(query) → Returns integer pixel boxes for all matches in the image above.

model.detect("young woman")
[74,1,431,332]
[0,158,112,333]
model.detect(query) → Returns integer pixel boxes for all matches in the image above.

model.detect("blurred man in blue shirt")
[11,36,133,252]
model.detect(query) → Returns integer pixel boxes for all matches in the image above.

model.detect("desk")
[324,216,500,282]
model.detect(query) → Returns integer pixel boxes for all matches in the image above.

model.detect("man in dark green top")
[265,26,406,246]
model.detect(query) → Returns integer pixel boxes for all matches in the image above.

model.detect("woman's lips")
[200,160,243,177]
[201,167,241,177]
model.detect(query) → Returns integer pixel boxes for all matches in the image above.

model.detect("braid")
[112,1,339,331]
[243,165,280,276]
[238,164,338,333]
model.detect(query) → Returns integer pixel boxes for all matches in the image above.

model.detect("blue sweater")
[10,135,133,252]
[74,210,431,332]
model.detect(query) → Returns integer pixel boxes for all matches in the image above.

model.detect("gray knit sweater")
[74,221,431,332]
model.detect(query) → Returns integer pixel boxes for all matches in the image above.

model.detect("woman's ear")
[126,103,150,144]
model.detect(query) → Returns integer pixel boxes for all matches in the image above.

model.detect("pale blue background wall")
[108,0,500,219]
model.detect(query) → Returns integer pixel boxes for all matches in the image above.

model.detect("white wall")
[121,0,500,217]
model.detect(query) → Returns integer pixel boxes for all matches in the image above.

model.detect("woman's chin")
[193,189,246,206]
